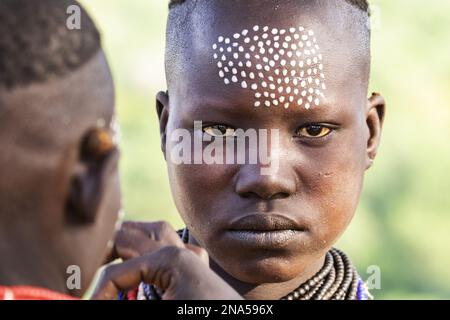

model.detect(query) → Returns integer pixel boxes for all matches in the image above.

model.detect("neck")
[210,255,325,300]
[0,233,68,295]
[188,234,325,300]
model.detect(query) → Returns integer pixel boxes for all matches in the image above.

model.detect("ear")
[156,91,170,160]
[365,93,386,170]
[66,136,120,224]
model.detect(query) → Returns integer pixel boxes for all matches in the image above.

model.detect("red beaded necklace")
[0,286,78,300]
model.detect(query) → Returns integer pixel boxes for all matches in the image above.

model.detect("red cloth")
[0,286,78,300]
[127,288,138,300]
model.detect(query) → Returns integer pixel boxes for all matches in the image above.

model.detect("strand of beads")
[282,251,333,300]
[141,228,366,301]
[333,248,359,300]
[282,248,361,300]
[320,249,344,299]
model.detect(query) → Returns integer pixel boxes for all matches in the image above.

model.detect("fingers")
[127,221,208,265]
[113,228,153,260]
[108,221,185,262]
[91,246,186,300]
[123,221,184,247]
[92,245,243,300]
[91,256,148,300]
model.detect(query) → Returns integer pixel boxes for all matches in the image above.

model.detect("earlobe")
[365,93,386,170]
[66,129,119,224]
[156,91,170,159]
[66,172,99,224]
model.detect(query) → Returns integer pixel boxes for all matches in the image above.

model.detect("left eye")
[297,125,332,138]
[203,125,236,137]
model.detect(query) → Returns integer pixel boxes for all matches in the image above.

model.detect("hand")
[92,221,243,300]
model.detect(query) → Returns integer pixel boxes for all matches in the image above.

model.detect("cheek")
[77,175,121,293]
[168,162,235,236]
[302,141,365,248]
[104,172,122,228]
[313,169,363,247]
[96,172,122,257]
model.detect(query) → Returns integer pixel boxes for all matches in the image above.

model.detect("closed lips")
[228,214,307,232]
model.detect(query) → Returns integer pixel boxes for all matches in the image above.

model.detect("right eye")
[296,125,332,138]
[203,125,236,137]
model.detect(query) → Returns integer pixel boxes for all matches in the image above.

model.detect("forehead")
[170,1,369,116]
[213,25,325,110]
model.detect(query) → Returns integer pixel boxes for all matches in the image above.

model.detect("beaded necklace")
[119,228,373,300]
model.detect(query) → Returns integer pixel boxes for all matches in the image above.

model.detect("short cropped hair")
[0,0,101,89]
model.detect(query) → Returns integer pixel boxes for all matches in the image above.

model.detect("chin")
[224,256,303,284]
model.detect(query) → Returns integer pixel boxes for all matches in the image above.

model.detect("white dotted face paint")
[212,25,326,109]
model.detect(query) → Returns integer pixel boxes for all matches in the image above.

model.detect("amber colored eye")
[297,125,332,138]
[203,125,236,137]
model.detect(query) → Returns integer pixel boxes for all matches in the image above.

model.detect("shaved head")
[166,0,371,102]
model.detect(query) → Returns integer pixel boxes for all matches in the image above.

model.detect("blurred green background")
[79,0,450,299]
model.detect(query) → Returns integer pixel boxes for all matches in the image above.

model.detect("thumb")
[91,246,184,300]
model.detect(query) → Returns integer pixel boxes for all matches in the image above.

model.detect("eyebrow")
[183,97,350,124]
[184,98,251,118]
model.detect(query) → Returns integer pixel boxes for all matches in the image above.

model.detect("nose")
[234,164,297,200]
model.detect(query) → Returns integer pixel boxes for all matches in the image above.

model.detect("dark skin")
[93,221,242,300]
[0,49,240,299]
[0,51,121,297]
[98,1,385,300]
[0,0,385,302]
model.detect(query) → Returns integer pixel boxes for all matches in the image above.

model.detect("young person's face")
[159,2,383,284]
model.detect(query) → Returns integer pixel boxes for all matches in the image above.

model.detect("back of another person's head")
[0,0,121,296]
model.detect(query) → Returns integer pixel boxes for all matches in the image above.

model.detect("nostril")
[239,191,290,200]
[268,192,290,200]
[234,169,297,200]
[240,191,257,199]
